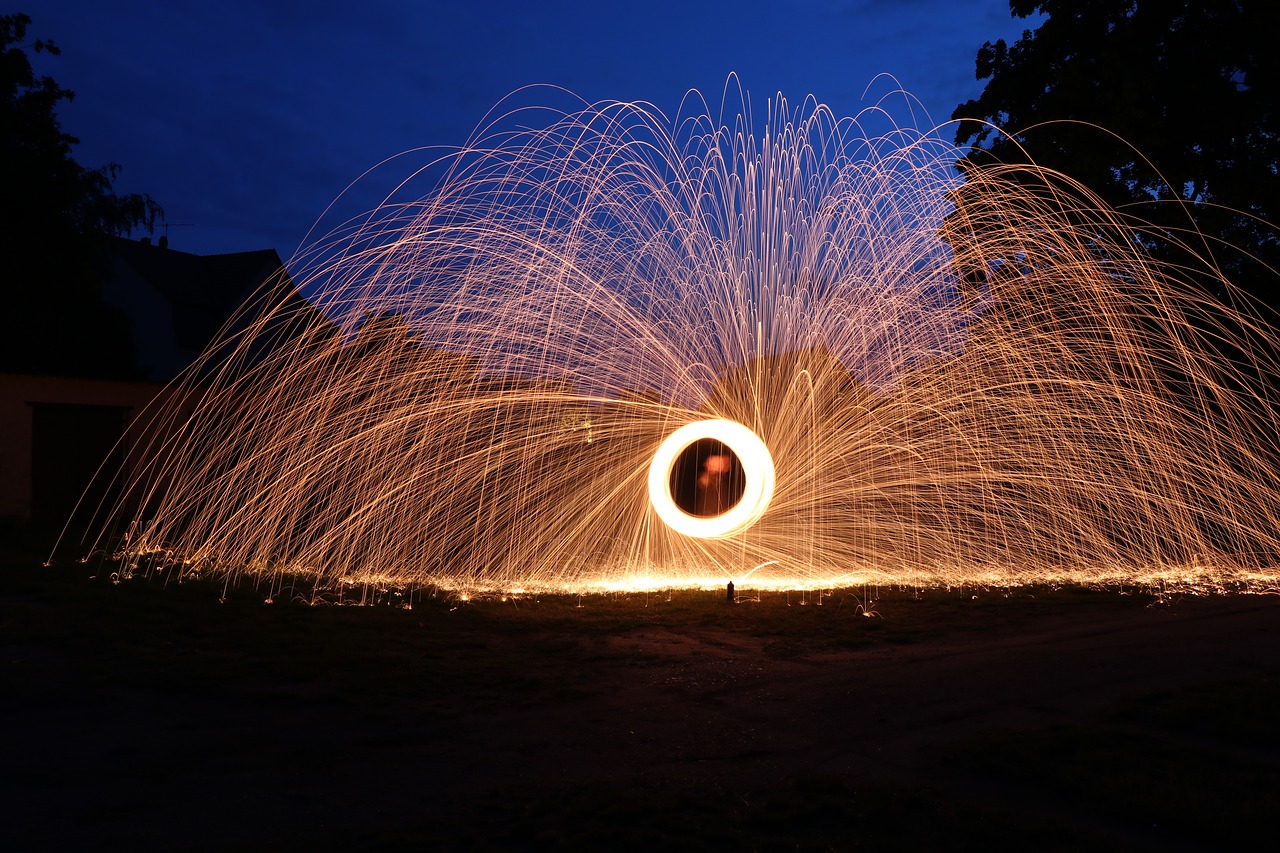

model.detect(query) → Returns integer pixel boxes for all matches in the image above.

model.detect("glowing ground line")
[648,419,776,539]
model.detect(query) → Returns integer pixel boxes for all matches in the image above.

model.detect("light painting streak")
[647,419,776,539]
[77,88,1280,597]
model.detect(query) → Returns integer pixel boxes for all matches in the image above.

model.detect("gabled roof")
[109,237,288,351]
[105,237,336,382]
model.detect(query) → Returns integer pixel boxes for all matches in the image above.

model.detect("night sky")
[23,1,1036,259]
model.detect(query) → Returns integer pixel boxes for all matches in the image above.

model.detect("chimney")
[158,235,169,250]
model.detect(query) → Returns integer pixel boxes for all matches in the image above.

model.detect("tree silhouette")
[952,1,1279,307]
[1,12,162,378]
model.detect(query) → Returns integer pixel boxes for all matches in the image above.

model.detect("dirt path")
[432,594,1280,797]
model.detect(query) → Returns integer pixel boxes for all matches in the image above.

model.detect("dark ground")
[3,540,1279,851]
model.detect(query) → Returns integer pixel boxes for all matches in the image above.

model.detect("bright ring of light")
[647,419,776,539]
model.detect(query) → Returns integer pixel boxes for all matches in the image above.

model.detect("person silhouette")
[695,452,732,516]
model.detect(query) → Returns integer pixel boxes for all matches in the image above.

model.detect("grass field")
[4,534,1279,850]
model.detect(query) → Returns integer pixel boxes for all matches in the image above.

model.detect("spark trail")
[84,89,1280,595]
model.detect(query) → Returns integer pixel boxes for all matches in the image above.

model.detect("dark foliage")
[952,1,1279,306]
[1,12,162,378]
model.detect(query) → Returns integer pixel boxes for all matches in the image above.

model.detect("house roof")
[109,237,291,351]
[106,236,336,382]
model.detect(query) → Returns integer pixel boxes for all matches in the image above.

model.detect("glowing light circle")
[648,419,776,539]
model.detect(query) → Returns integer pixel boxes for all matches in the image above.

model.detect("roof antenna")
[158,221,194,249]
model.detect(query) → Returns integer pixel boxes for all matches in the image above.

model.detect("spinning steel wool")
[87,90,1280,595]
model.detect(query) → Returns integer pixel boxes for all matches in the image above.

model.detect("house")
[0,237,330,533]
[103,235,299,383]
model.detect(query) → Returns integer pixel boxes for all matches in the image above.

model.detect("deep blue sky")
[24,1,1034,259]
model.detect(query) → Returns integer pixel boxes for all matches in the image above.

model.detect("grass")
[4,536,1277,851]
